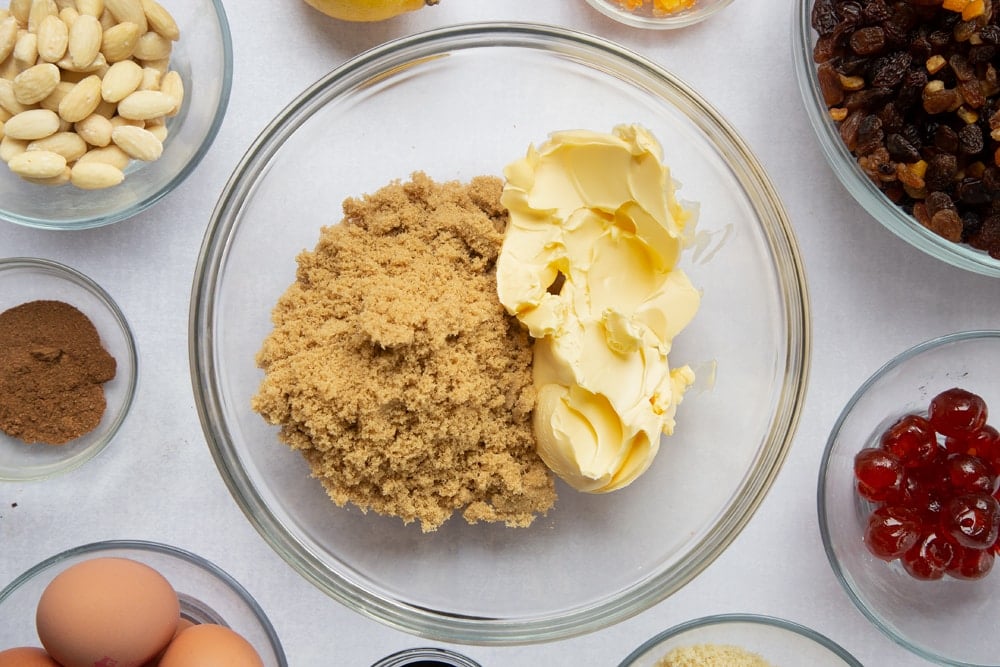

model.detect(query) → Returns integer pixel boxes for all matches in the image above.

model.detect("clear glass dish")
[792,0,1000,278]
[190,22,811,644]
[583,0,734,29]
[0,540,286,665]
[371,648,481,667]
[0,257,137,481]
[819,330,1000,666]
[617,613,863,666]
[0,0,232,230]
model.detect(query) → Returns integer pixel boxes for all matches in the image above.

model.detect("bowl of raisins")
[819,330,1000,666]
[794,0,1000,278]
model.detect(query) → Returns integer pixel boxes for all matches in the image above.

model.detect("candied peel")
[615,0,696,16]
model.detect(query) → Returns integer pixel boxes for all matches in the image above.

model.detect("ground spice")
[657,644,774,667]
[252,172,556,532]
[0,300,117,445]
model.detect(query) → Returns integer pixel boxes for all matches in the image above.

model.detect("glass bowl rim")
[791,0,1000,279]
[582,0,736,30]
[616,612,865,666]
[190,20,811,645]
[817,329,1000,667]
[0,0,234,231]
[0,256,139,481]
[0,538,287,665]
[370,647,482,667]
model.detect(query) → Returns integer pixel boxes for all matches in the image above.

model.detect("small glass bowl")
[0,540,287,665]
[0,257,137,481]
[792,0,1000,278]
[371,648,482,667]
[583,0,734,29]
[191,21,810,644]
[618,614,863,666]
[0,0,232,230]
[819,330,1000,666]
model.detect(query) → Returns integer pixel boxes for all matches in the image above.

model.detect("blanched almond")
[67,13,100,68]
[9,0,31,25]
[76,0,104,17]
[8,148,65,178]
[73,110,111,145]
[26,129,85,160]
[57,5,77,26]
[99,19,137,62]
[137,63,158,90]
[0,16,19,63]
[159,68,181,115]
[110,122,158,160]
[4,107,59,139]
[27,0,56,34]
[35,12,66,61]
[99,57,140,101]
[75,141,126,168]
[140,0,176,40]
[13,30,38,70]
[39,79,73,111]
[12,61,59,104]
[57,73,100,122]
[0,79,32,115]
[0,135,27,162]
[116,88,171,119]
[131,29,168,60]
[103,0,145,32]
[70,160,122,188]
[20,163,69,184]
[146,120,165,141]
[0,119,4,141]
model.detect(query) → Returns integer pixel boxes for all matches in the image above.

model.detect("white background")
[2,0,999,665]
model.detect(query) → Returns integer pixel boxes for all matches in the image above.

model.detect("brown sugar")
[252,172,556,532]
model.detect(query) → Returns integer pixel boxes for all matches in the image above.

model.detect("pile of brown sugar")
[252,172,556,532]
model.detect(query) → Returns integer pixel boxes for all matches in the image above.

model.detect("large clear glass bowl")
[819,330,1000,666]
[0,0,232,230]
[792,0,1000,278]
[0,540,287,665]
[617,613,863,666]
[190,22,811,644]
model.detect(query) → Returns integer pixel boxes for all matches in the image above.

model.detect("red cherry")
[945,424,1000,460]
[901,529,957,580]
[944,453,996,495]
[942,493,1000,549]
[864,505,922,560]
[947,545,995,580]
[879,414,938,468]
[854,448,905,502]
[929,388,988,438]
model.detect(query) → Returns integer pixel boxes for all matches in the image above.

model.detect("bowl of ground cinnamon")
[0,257,137,481]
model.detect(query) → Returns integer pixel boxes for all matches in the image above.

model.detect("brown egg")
[158,623,265,667]
[35,557,180,667]
[0,647,61,666]
[142,617,195,667]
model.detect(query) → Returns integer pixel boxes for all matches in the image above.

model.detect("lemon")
[303,0,436,21]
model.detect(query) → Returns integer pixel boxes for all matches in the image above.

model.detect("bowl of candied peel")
[794,0,1000,278]
[583,0,734,29]
[820,330,1000,666]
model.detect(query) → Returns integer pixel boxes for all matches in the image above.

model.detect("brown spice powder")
[252,172,556,532]
[0,300,117,445]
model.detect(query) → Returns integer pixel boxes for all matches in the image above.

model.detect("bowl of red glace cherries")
[819,330,1000,667]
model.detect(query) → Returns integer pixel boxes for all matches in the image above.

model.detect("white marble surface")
[1,1,998,665]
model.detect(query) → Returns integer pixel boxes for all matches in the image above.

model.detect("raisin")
[926,190,956,215]
[968,44,997,66]
[845,86,893,110]
[818,62,846,106]
[929,208,964,241]
[958,123,984,154]
[957,177,990,205]
[870,51,912,88]
[857,114,885,155]
[969,215,1000,257]
[812,0,841,36]
[851,26,887,55]
[933,125,960,153]
[950,54,975,82]
[926,153,958,191]
[862,0,891,22]
[980,24,1000,45]
[958,79,986,109]
[887,132,922,162]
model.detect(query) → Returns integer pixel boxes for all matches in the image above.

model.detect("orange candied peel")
[941,0,986,20]
[615,0,697,15]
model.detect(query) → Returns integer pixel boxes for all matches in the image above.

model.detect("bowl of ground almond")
[190,22,810,644]
[618,614,863,666]
[795,0,1000,277]
[0,0,231,229]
